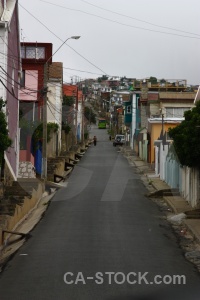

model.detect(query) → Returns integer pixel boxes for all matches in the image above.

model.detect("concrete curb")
[183,219,200,242]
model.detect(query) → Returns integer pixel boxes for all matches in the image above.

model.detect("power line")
[0,36,21,67]
[39,0,200,40]
[47,99,62,115]
[19,3,108,74]
[47,102,61,124]
[63,66,106,76]
[0,67,47,102]
[0,66,41,93]
[81,0,200,37]
[0,79,19,101]
[0,52,87,96]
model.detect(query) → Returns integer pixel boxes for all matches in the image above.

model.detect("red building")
[19,42,53,175]
[62,84,83,126]
[19,42,53,121]
[63,84,83,102]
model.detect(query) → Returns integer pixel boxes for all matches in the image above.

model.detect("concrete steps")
[0,179,41,217]
[185,209,200,219]
[148,188,180,198]
[163,188,180,197]
[47,157,66,182]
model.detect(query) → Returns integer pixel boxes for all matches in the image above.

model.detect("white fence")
[155,143,200,208]
[180,166,200,208]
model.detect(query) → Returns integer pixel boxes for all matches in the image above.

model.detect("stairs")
[148,188,180,198]
[0,179,42,217]
[163,188,180,197]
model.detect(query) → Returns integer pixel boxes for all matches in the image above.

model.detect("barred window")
[166,107,190,118]
[20,46,45,59]
[26,47,36,59]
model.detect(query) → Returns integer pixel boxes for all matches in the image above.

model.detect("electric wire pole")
[41,36,80,181]
[42,63,48,181]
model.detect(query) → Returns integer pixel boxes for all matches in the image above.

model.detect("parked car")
[113,134,125,146]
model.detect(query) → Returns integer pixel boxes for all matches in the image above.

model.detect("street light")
[42,36,80,180]
[48,36,81,61]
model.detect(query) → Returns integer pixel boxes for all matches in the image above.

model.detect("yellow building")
[148,117,184,164]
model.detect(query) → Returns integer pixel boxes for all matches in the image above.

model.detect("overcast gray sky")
[18,0,200,85]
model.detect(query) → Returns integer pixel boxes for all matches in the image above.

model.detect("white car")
[113,135,125,146]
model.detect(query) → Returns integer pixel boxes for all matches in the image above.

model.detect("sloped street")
[0,127,200,300]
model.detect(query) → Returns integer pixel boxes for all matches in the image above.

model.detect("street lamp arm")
[46,35,81,64]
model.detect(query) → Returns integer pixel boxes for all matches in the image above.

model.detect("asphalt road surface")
[0,126,200,300]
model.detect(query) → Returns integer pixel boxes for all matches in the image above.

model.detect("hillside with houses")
[0,0,200,247]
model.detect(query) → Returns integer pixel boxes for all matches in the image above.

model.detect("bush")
[0,98,12,165]
[168,102,200,168]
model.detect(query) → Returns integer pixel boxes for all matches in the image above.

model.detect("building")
[47,62,63,157]
[132,79,196,163]
[63,84,83,142]
[19,42,53,175]
[0,0,20,183]
[148,116,184,165]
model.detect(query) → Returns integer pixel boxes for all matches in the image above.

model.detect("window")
[20,70,25,88]
[36,47,45,59]
[166,131,172,140]
[26,47,36,59]
[166,107,190,118]
[21,46,25,58]
[127,105,131,113]
[20,46,45,59]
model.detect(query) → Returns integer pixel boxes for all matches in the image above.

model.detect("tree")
[0,98,12,165]
[168,102,200,168]
[120,76,127,82]
[97,75,108,82]
[84,107,96,124]
[63,95,75,106]
[160,79,166,84]
[62,122,71,134]
[149,76,157,84]
[19,118,59,152]
[32,122,59,147]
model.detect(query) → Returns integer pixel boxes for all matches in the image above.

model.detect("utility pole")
[42,63,48,180]
[159,108,165,150]
[41,36,80,180]
[75,85,79,144]
[161,113,164,150]
[81,93,85,143]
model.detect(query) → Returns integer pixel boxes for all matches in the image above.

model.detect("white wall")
[47,81,62,154]
[181,166,199,208]
[163,144,200,208]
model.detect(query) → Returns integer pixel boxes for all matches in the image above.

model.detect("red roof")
[63,84,83,101]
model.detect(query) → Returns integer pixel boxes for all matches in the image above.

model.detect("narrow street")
[0,127,200,300]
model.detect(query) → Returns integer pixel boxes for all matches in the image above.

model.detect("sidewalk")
[0,191,55,269]
[121,146,200,243]
[0,143,92,269]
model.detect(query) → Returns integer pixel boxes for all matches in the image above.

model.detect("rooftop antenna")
[21,29,25,43]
